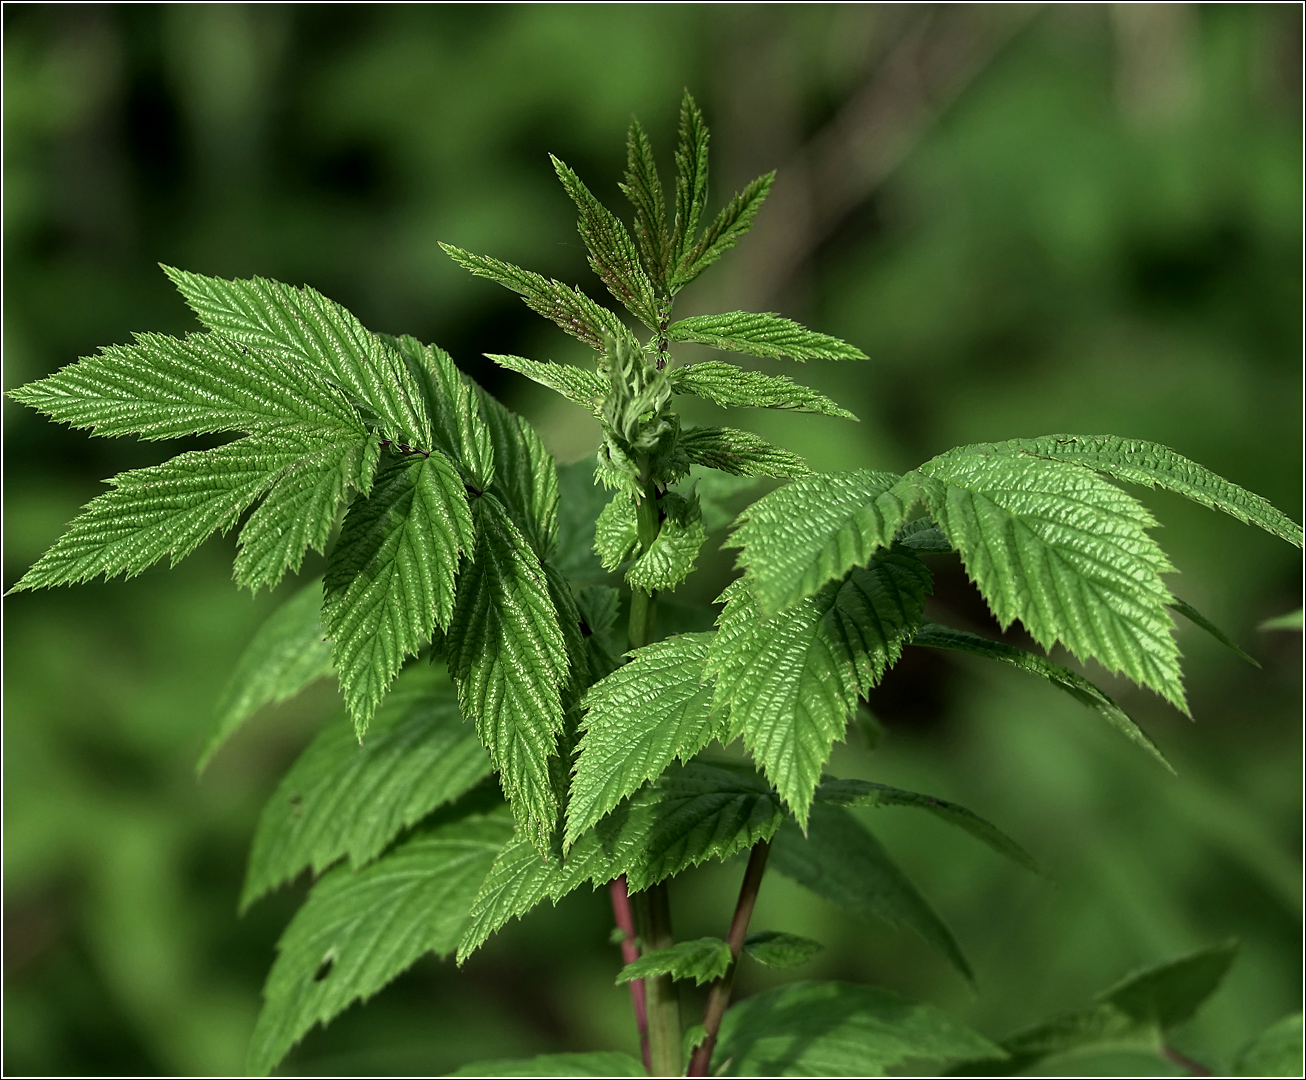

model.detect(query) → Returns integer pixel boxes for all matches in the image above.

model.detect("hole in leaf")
[313,955,334,983]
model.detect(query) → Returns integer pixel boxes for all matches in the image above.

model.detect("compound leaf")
[200,578,334,772]
[727,470,908,616]
[771,804,972,980]
[241,666,491,910]
[566,632,717,848]
[906,445,1186,712]
[450,1051,647,1077]
[618,937,733,987]
[487,354,606,414]
[670,361,856,418]
[910,622,1172,772]
[322,451,473,735]
[674,173,775,289]
[713,981,1005,1076]
[708,548,932,826]
[445,495,569,845]
[622,115,671,292]
[743,931,824,970]
[671,90,710,269]
[246,810,512,1077]
[667,311,866,362]
[681,426,809,478]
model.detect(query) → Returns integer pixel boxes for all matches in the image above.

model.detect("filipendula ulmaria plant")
[9,92,1302,1077]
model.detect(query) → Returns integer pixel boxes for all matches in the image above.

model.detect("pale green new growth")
[487,354,606,413]
[445,496,570,843]
[911,622,1172,772]
[713,982,1005,1076]
[743,931,825,970]
[708,548,931,826]
[200,578,334,772]
[567,633,718,848]
[618,937,733,987]
[728,470,907,616]
[594,492,640,570]
[247,811,512,1076]
[625,492,706,592]
[321,452,473,736]
[907,445,1187,712]
[681,426,810,478]
[667,311,867,362]
[241,667,491,911]
[670,361,857,418]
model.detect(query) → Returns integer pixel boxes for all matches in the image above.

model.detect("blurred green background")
[3,4,1300,1076]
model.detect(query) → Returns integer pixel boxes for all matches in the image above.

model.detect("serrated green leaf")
[322,451,473,735]
[576,584,625,681]
[554,460,612,581]
[162,265,431,447]
[743,931,824,970]
[772,804,972,980]
[1233,1013,1302,1077]
[448,1051,647,1077]
[621,115,671,292]
[681,426,809,478]
[910,621,1173,773]
[907,445,1187,712]
[445,495,569,845]
[1005,434,1304,547]
[567,632,717,848]
[458,762,783,962]
[246,810,511,1077]
[627,491,706,593]
[896,516,954,553]
[595,491,640,571]
[708,548,932,825]
[713,981,1005,1076]
[474,386,561,560]
[673,173,775,289]
[813,777,1038,874]
[552,155,658,327]
[667,311,866,362]
[1169,597,1260,667]
[727,470,908,616]
[669,361,857,418]
[7,329,365,442]
[487,354,606,413]
[199,579,335,772]
[671,91,709,271]
[440,243,639,354]
[241,666,492,910]
[618,937,732,986]
[11,434,337,593]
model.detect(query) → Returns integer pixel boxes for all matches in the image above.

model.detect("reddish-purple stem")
[610,875,651,1073]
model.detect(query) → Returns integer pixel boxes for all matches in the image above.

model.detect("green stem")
[686,841,771,1077]
[632,882,682,1075]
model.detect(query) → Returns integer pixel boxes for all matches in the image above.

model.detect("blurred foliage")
[2,4,1300,1076]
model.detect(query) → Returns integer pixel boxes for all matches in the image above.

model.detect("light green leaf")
[162,265,431,447]
[199,578,334,772]
[246,810,512,1077]
[552,155,658,326]
[1005,434,1303,547]
[567,633,717,848]
[667,311,866,362]
[708,548,932,826]
[910,621,1172,773]
[1169,597,1260,667]
[458,762,783,961]
[673,173,776,289]
[627,491,706,593]
[670,361,857,418]
[595,491,640,571]
[445,495,569,844]
[743,931,824,970]
[7,329,365,442]
[618,937,733,986]
[322,451,473,735]
[813,777,1038,874]
[671,90,709,270]
[681,426,809,478]
[1260,608,1303,631]
[241,666,492,910]
[440,243,639,354]
[713,981,1005,1076]
[771,804,972,980]
[621,115,671,292]
[449,1051,647,1077]
[1233,1013,1303,1077]
[487,354,606,413]
[907,445,1186,711]
[727,470,908,616]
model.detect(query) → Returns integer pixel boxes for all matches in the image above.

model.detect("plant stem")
[687,840,772,1077]
[609,876,651,1073]
[633,881,682,1076]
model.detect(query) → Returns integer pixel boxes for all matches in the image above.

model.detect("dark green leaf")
[554,459,612,581]
[743,931,824,970]
[671,90,710,270]
[621,115,671,292]
[576,585,625,681]
[1169,597,1259,667]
